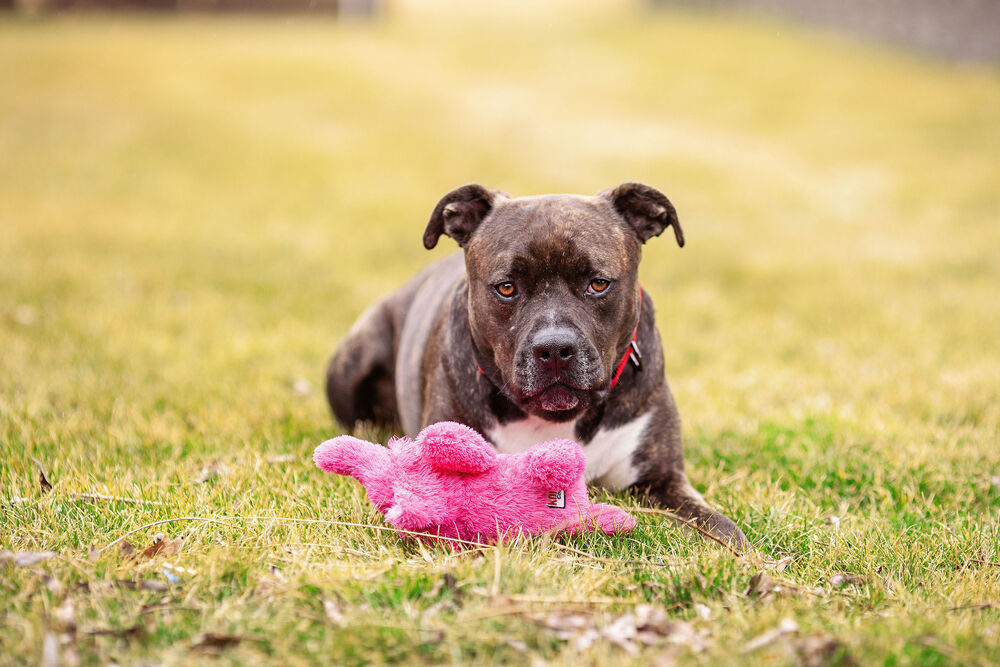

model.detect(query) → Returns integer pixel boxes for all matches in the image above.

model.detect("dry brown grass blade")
[468,590,620,606]
[460,605,540,622]
[627,506,745,557]
[552,543,680,568]
[234,515,497,550]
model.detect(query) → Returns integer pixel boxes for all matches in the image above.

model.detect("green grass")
[2,1,999,663]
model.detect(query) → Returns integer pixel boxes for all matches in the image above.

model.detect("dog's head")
[423,182,684,421]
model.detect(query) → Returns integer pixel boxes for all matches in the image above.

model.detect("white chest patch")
[488,416,577,455]
[583,412,651,490]
[488,412,651,491]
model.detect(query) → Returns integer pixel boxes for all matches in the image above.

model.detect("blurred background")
[1,0,998,485]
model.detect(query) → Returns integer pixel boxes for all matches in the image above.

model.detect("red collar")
[609,323,642,389]
[610,288,643,389]
[477,288,643,390]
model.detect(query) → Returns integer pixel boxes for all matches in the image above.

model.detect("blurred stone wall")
[655,0,1000,62]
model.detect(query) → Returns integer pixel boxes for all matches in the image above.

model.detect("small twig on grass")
[461,605,540,622]
[947,601,997,612]
[71,492,164,507]
[140,604,202,616]
[968,559,1000,567]
[627,506,745,557]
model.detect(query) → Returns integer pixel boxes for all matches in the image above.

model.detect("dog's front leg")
[626,408,749,551]
[632,471,748,552]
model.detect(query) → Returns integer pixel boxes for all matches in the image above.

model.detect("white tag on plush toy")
[546,490,566,509]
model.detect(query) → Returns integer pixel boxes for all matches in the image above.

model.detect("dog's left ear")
[604,182,684,247]
[423,184,500,250]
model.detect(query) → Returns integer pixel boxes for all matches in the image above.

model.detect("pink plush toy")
[313,421,636,544]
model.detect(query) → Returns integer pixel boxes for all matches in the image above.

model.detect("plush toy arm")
[416,421,497,473]
[523,439,586,489]
[314,436,395,512]
[314,436,387,477]
[585,503,637,535]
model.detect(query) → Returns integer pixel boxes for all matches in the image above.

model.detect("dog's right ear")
[423,184,498,250]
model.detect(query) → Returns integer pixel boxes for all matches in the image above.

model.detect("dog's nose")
[531,328,579,371]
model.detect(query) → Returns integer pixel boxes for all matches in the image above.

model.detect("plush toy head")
[313,421,636,544]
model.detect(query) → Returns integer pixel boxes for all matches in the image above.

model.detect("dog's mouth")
[518,381,607,420]
[528,384,581,413]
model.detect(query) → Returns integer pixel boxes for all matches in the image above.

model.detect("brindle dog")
[326,182,747,548]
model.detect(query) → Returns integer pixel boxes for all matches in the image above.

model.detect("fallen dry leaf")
[0,550,57,568]
[797,635,854,667]
[195,463,229,484]
[119,541,136,560]
[830,572,865,589]
[54,597,77,634]
[88,544,99,563]
[744,618,799,653]
[537,611,596,649]
[42,596,81,667]
[41,573,64,596]
[192,633,244,651]
[745,573,776,599]
[30,457,52,494]
[537,605,708,656]
[603,612,640,656]
[504,638,528,653]
[323,599,347,627]
[41,632,60,667]
[140,533,182,560]
[762,556,794,572]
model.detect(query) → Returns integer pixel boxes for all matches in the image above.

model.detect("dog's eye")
[587,278,611,295]
[495,282,517,298]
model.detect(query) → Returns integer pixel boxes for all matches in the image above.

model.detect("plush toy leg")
[586,503,637,535]
[313,436,394,512]
[383,486,451,534]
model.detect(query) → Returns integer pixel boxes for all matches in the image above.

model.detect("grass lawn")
[2,1,999,663]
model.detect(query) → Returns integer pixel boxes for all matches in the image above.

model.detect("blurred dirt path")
[658,0,1000,63]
